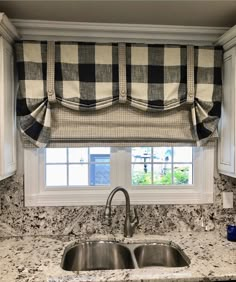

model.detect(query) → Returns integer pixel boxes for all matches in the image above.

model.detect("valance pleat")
[15,41,223,148]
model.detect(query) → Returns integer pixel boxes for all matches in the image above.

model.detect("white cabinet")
[0,13,18,180]
[218,26,236,177]
[0,37,16,180]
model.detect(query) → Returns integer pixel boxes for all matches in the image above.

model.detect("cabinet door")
[218,47,236,177]
[0,37,16,180]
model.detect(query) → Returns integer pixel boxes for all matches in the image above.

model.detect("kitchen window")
[24,146,214,206]
[15,34,221,207]
[45,147,193,188]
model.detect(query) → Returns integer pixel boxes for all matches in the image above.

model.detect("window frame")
[24,146,214,206]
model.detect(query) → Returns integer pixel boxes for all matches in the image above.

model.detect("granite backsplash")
[0,173,235,237]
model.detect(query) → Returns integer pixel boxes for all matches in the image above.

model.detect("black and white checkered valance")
[15,41,222,147]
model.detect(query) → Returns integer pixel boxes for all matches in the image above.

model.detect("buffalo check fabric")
[15,41,223,148]
[16,41,50,147]
[55,42,119,110]
[15,41,119,147]
[126,44,187,111]
[126,44,222,146]
[192,46,222,145]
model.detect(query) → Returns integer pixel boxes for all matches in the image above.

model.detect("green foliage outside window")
[173,167,190,184]
[132,167,190,185]
[132,171,152,185]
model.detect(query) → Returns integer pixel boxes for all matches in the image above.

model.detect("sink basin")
[61,240,190,271]
[134,242,190,268]
[61,241,135,271]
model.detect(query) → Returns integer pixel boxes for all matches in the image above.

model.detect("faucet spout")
[104,186,139,237]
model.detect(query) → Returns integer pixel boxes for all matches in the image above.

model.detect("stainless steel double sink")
[61,240,190,271]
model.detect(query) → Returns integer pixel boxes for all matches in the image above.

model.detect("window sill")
[25,189,213,206]
[24,147,214,206]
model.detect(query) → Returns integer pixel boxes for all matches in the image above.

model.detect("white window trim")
[24,146,214,206]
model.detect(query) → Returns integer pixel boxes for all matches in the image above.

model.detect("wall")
[0,173,235,238]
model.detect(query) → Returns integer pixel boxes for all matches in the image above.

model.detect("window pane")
[132,147,152,162]
[173,164,192,184]
[69,164,88,186]
[90,147,110,155]
[68,148,88,163]
[173,147,192,162]
[90,164,110,185]
[90,154,110,163]
[153,147,172,162]
[132,164,152,185]
[46,148,67,163]
[153,164,172,185]
[46,165,67,186]
[91,157,110,163]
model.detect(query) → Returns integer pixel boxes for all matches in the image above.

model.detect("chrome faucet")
[104,186,139,237]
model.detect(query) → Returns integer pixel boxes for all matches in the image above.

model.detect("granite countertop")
[0,231,235,282]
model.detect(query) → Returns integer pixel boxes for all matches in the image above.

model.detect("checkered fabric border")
[15,41,223,148]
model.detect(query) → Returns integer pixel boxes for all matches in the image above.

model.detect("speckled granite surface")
[0,174,235,237]
[0,173,235,281]
[0,231,235,282]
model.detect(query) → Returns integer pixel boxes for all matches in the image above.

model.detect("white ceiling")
[0,1,236,27]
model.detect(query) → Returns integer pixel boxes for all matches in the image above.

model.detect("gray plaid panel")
[96,65,113,82]
[148,84,164,101]
[148,45,164,65]
[131,65,148,83]
[78,43,95,64]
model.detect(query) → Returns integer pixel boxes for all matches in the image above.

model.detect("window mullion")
[151,147,154,185]
[66,148,69,187]
[192,147,194,185]
[171,147,174,184]
[124,147,132,189]
[88,148,91,186]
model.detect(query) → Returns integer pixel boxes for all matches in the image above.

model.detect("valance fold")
[15,40,223,148]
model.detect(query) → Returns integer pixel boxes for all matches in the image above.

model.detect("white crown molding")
[217,25,236,51]
[11,19,228,45]
[0,13,19,43]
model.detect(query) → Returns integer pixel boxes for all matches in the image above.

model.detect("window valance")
[15,41,222,148]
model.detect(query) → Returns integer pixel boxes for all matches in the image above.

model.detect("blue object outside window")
[90,154,110,186]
